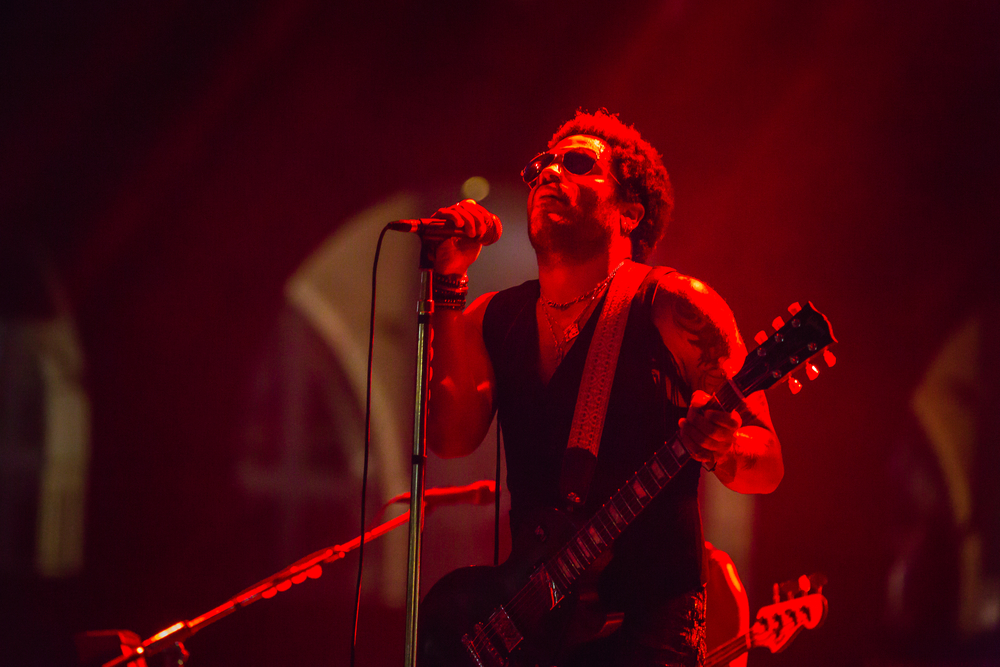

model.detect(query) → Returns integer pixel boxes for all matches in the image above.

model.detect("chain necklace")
[540,260,627,310]
[542,298,601,365]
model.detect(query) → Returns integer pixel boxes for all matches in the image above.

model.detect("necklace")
[541,291,602,365]
[541,260,627,310]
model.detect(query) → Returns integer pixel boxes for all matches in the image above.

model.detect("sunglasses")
[521,149,619,185]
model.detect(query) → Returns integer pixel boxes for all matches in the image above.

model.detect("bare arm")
[423,199,502,458]
[652,272,783,494]
[427,291,497,458]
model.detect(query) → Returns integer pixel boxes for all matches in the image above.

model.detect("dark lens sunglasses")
[521,150,618,185]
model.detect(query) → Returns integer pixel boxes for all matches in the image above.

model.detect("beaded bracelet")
[433,273,469,310]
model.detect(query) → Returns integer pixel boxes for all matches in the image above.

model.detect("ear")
[619,201,645,236]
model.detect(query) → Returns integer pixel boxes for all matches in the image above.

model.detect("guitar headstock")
[750,573,829,653]
[734,301,837,396]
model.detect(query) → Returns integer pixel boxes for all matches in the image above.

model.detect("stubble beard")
[528,199,614,267]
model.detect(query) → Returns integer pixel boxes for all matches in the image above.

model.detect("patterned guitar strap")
[559,260,653,512]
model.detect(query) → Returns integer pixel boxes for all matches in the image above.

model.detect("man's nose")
[537,160,564,185]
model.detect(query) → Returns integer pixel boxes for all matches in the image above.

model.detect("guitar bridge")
[460,606,522,667]
[488,607,523,652]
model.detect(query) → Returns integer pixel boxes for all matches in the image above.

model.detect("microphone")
[387,480,497,508]
[387,217,502,245]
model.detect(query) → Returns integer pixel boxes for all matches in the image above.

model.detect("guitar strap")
[559,260,653,511]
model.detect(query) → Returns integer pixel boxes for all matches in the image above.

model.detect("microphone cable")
[350,224,390,667]
[494,421,502,567]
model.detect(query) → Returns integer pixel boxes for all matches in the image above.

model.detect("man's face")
[526,135,622,262]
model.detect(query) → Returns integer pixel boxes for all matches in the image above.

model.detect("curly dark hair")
[548,109,673,263]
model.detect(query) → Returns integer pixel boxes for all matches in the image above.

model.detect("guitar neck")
[702,590,829,666]
[703,632,751,667]
[541,382,744,592]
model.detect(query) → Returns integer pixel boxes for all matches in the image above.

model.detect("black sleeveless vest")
[482,266,705,608]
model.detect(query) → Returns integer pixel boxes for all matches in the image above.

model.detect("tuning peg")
[806,363,820,381]
[754,330,768,345]
[808,572,828,592]
[823,349,836,367]
[787,302,801,315]
[772,316,785,330]
[788,376,803,394]
[798,574,812,594]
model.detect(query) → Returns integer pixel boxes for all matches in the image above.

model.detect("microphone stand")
[403,242,434,667]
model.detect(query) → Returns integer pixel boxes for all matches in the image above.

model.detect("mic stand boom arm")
[100,510,414,667]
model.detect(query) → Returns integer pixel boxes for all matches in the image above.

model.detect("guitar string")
[469,438,690,653]
[467,384,744,655]
[469,473,661,653]
[466,329,819,656]
[471,438,698,655]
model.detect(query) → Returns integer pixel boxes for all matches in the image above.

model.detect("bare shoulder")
[650,271,747,392]
[465,290,498,331]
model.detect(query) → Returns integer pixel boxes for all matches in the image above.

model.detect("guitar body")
[419,302,836,667]
[419,507,616,667]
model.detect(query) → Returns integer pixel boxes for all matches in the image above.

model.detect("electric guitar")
[705,573,828,667]
[419,302,836,667]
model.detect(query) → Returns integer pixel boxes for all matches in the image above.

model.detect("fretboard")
[542,379,744,593]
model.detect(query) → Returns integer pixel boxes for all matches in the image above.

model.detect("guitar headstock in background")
[751,573,829,653]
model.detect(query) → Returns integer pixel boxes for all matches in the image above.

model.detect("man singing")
[424,110,782,667]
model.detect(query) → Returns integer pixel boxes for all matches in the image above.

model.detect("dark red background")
[2,1,997,665]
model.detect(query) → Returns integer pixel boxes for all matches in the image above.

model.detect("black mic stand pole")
[403,241,434,667]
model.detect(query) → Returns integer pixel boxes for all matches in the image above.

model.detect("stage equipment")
[82,482,493,667]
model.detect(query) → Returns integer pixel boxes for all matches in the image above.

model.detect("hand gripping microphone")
[387,217,502,245]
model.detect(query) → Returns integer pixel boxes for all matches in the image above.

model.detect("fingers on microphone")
[449,204,478,237]
[459,199,499,239]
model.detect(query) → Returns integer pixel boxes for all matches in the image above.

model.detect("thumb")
[689,389,712,409]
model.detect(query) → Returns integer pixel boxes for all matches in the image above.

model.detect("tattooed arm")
[651,272,783,494]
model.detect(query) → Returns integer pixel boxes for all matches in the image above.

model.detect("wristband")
[433,273,469,310]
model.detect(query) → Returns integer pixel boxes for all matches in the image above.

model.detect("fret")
[586,525,605,549]
[555,558,573,583]
[630,478,647,501]
[669,439,687,463]
[578,532,597,557]
[619,495,640,519]
[619,490,642,516]
[648,458,668,482]
[607,503,625,527]
[588,517,607,544]
[596,512,618,540]
[638,467,661,493]
[563,544,586,574]
[656,449,681,476]
[573,538,593,562]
